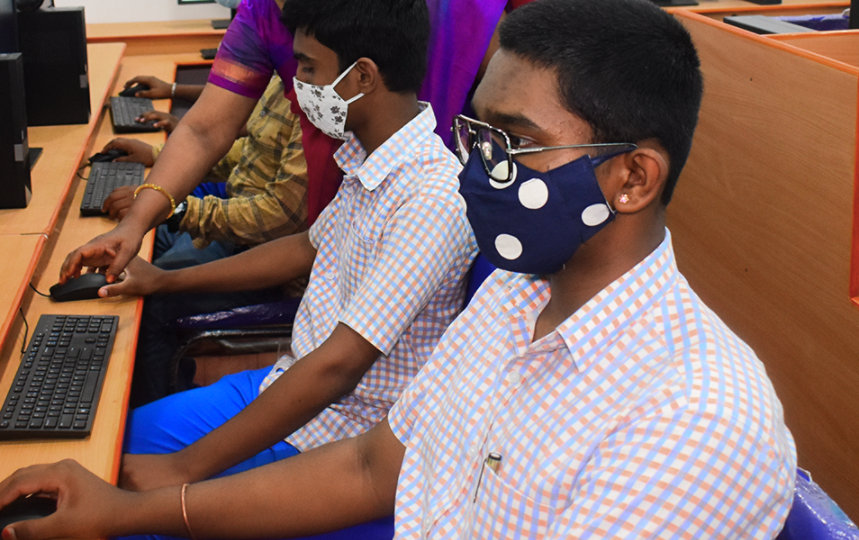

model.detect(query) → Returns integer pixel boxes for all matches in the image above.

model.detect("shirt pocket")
[470,465,562,539]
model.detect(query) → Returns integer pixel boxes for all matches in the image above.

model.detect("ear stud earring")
[618,193,630,204]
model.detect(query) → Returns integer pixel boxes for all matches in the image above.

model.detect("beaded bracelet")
[133,183,176,219]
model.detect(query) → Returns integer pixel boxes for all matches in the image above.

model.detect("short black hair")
[281,0,429,95]
[500,0,703,204]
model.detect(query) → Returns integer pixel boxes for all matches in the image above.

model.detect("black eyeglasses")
[452,114,637,184]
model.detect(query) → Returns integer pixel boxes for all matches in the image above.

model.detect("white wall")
[52,0,231,24]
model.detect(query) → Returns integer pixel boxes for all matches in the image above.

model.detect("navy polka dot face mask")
[458,148,618,276]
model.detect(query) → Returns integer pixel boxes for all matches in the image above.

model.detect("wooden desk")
[670,11,859,519]
[0,43,166,483]
[87,19,225,57]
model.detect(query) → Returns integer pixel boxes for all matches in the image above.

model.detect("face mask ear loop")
[332,61,364,104]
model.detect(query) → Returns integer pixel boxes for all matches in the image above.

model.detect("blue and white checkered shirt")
[261,103,477,452]
[389,231,796,538]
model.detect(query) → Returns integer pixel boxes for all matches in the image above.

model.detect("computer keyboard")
[109,96,159,133]
[0,314,118,440]
[80,161,145,216]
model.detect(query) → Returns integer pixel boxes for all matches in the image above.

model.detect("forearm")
[178,325,379,482]
[156,231,315,294]
[186,432,398,539]
[172,83,204,102]
[182,189,307,246]
[124,84,255,233]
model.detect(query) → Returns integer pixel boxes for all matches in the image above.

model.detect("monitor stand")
[28,147,42,170]
[650,0,699,5]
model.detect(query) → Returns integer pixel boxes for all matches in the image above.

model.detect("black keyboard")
[81,161,145,216]
[109,96,159,133]
[0,315,118,440]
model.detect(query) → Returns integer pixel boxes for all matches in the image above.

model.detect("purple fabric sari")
[209,0,506,145]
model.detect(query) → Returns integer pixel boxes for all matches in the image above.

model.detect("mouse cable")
[29,282,50,298]
[17,307,29,355]
[76,164,90,181]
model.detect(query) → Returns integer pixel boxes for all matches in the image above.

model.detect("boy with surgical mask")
[89,0,475,526]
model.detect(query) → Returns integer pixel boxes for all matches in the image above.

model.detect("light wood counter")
[0,43,172,483]
[87,19,225,56]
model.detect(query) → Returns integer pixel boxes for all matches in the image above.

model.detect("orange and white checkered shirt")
[261,103,477,452]
[389,231,795,538]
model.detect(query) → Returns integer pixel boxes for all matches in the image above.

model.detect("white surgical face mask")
[216,0,241,8]
[293,62,364,140]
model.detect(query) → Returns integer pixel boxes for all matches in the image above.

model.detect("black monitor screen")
[0,0,18,53]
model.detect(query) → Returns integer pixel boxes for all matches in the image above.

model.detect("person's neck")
[352,93,421,155]
[532,214,666,342]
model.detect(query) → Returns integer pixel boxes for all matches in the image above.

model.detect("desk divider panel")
[671,10,859,520]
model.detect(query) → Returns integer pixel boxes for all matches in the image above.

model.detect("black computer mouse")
[49,273,109,302]
[88,148,128,164]
[0,496,56,529]
[119,83,149,97]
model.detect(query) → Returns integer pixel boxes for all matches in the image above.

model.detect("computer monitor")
[178,0,235,29]
[0,0,18,54]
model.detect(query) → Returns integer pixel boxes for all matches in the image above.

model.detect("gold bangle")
[180,483,196,540]
[133,183,177,219]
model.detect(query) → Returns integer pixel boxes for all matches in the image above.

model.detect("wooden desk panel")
[0,148,154,483]
[672,11,859,519]
[87,20,224,57]
[0,44,162,483]
[0,235,45,353]
[673,0,848,16]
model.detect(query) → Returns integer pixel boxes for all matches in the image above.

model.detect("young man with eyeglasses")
[0,0,795,538]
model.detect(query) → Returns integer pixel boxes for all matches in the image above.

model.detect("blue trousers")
[122,367,395,540]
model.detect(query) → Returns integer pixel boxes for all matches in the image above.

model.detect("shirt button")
[507,371,522,385]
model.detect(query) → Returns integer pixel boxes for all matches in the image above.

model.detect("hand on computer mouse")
[134,111,179,133]
[96,256,162,299]
[0,459,136,540]
[118,83,150,98]
[122,75,172,99]
[87,148,128,164]
[102,138,155,167]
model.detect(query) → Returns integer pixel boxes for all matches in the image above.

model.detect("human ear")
[352,57,380,95]
[610,143,669,213]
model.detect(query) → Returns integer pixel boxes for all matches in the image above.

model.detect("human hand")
[101,185,136,221]
[136,111,179,133]
[120,453,192,492]
[0,459,137,540]
[102,138,155,167]
[97,257,164,298]
[60,222,144,284]
[123,75,172,99]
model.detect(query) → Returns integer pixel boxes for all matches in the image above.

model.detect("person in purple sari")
[61,0,505,285]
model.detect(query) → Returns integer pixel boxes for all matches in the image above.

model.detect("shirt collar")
[334,102,436,192]
[553,229,679,371]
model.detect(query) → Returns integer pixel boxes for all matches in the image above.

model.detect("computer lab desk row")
[0,45,201,482]
[0,0,853,501]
